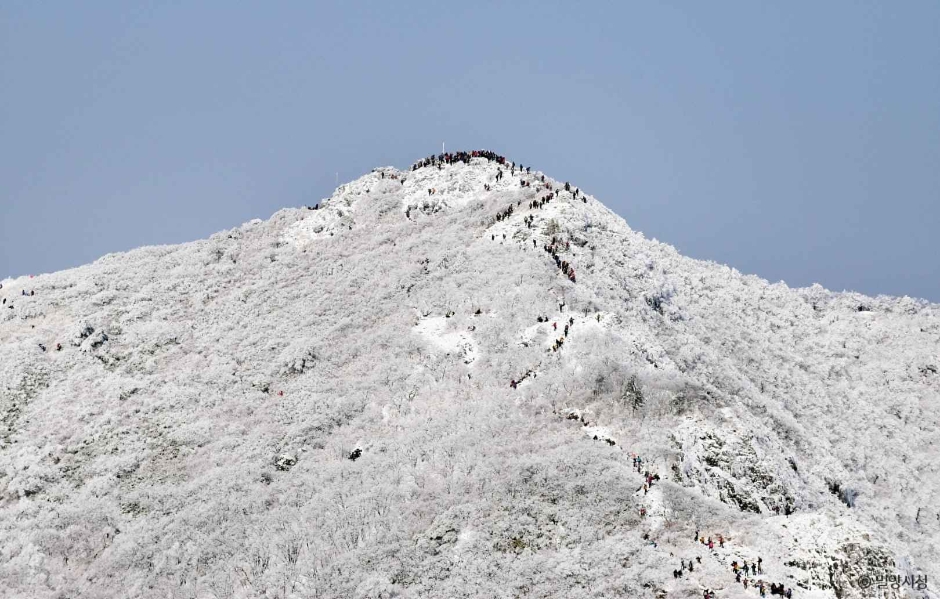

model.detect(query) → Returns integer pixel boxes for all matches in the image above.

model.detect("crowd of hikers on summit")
[411,149,508,170]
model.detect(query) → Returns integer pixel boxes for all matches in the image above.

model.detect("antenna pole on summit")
[442,142,445,154]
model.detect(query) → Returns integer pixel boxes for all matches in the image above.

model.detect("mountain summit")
[2,152,938,598]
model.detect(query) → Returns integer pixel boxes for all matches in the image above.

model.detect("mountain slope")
[1,153,938,599]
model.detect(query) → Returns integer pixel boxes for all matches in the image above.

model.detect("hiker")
[758,557,763,574]
[38,343,46,352]
[56,343,62,351]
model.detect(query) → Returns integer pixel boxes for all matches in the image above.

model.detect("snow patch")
[402,158,502,216]
[414,316,479,364]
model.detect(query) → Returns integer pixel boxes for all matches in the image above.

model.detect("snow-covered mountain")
[1,153,938,599]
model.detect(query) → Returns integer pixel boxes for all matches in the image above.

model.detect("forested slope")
[1,154,937,598]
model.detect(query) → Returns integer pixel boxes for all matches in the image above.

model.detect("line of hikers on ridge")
[544,237,576,283]
[486,166,579,284]
[485,172,577,284]
[633,454,661,494]
[509,314,579,388]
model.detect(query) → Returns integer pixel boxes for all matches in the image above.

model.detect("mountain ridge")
[1,152,937,598]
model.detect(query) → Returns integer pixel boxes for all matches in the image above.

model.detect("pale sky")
[2,2,938,300]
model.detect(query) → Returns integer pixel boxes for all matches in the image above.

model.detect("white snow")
[0,154,937,598]
[414,315,479,364]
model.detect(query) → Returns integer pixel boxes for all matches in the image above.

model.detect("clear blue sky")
[2,2,938,301]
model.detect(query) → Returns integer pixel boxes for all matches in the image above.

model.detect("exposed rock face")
[671,424,797,515]
[275,454,297,471]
